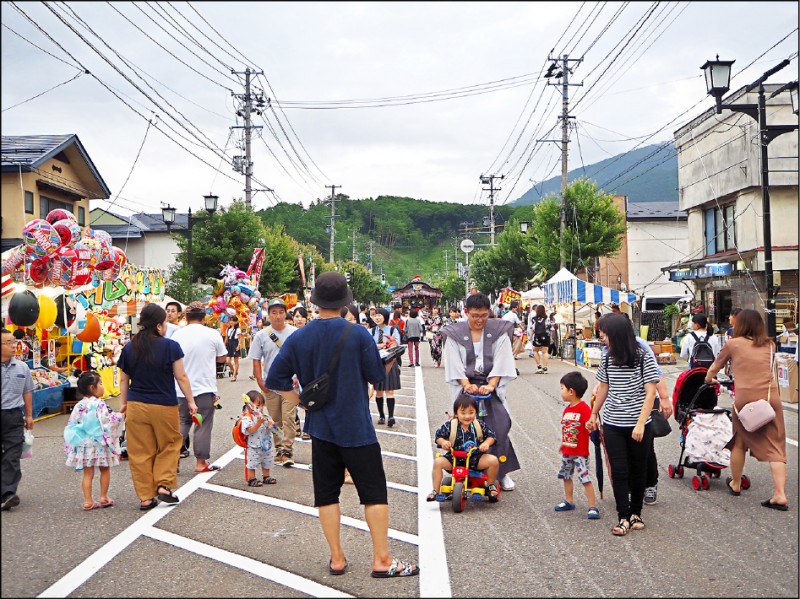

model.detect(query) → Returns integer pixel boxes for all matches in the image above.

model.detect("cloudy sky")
[2,1,797,219]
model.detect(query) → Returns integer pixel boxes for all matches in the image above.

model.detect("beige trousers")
[126,401,182,501]
[264,390,296,455]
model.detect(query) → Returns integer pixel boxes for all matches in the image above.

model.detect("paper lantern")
[8,289,40,327]
[36,294,57,330]
[23,219,61,259]
[45,209,76,225]
[76,311,101,342]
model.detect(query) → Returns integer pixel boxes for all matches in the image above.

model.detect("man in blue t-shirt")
[266,272,420,579]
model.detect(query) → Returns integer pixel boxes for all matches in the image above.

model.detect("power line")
[1,70,86,112]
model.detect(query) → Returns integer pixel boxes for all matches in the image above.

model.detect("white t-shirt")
[502,311,521,326]
[165,322,181,339]
[248,324,297,374]
[172,323,228,397]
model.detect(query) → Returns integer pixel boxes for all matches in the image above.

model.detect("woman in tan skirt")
[704,309,788,511]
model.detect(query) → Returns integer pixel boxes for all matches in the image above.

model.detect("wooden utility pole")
[325,184,340,263]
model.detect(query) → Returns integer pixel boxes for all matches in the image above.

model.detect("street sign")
[460,239,475,253]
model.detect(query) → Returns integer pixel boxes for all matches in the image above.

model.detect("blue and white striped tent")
[543,268,637,306]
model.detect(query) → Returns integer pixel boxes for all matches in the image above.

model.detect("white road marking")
[37,446,243,598]
[414,367,452,597]
[144,527,352,598]
[370,412,417,422]
[202,482,419,545]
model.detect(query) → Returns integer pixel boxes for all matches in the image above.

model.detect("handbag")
[298,324,353,412]
[733,347,776,433]
[649,408,672,437]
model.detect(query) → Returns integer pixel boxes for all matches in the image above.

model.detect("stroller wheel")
[692,475,702,491]
[668,465,676,479]
[701,476,710,490]
[676,465,685,479]
[741,475,751,490]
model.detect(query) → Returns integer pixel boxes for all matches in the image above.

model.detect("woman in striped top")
[587,314,660,536]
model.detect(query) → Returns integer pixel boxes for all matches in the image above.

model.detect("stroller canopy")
[672,367,719,422]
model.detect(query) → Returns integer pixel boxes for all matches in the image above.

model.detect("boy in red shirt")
[555,371,600,519]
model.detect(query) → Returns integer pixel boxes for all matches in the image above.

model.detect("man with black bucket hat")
[266,271,420,579]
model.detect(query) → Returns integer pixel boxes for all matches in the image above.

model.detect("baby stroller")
[667,367,750,491]
[216,360,232,379]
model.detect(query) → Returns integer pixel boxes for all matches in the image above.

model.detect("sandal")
[99,498,115,508]
[488,483,499,503]
[554,500,575,512]
[426,490,438,502]
[370,558,420,578]
[247,478,264,487]
[82,501,101,511]
[262,476,277,485]
[139,498,159,511]
[630,514,645,530]
[587,507,601,520]
[157,486,180,504]
[612,518,631,536]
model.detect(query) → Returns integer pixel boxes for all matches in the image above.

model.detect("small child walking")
[241,390,277,487]
[63,371,125,510]
[427,393,500,502]
[555,371,600,519]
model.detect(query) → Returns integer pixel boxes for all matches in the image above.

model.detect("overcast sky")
[2,1,797,219]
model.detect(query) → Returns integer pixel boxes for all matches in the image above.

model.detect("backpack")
[390,318,408,344]
[447,418,484,446]
[232,413,249,448]
[533,316,548,336]
[689,332,716,369]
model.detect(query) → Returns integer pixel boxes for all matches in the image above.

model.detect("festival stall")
[2,210,165,414]
[392,276,443,310]
[543,268,638,365]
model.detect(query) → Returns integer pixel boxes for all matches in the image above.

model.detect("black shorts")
[310,437,388,507]
[533,333,550,347]
[226,341,238,356]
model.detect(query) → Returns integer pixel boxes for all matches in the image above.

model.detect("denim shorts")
[557,455,592,484]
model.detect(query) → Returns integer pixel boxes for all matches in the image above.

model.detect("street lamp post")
[700,57,798,340]
[162,193,219,283]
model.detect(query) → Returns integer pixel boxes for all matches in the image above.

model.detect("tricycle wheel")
[452,482,465,513]
[676,465,685,478]
[668,465,675,478]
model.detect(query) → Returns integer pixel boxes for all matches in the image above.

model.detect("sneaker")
[500,474,516,491]
[542,367,548,373]
[536,365,543,374]
[644,486,658,506]
[377,416,386,425]
[387,417,395,427]
[274,452,286,465]
[1,493,20,511]
[282,453,294,467]
[180,449,190,459]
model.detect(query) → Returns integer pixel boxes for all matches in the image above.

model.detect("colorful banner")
[246,248,265,290]
[70,264,166,311]
[298,253,306,288]
[499,287,521,305]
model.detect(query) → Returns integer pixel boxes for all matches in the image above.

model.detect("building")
[391,276,443,310]
[90,208,184,272]
[1,134,111,252]
[665,83,798,331]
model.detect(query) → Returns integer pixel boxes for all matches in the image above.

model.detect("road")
[1,348,797,598]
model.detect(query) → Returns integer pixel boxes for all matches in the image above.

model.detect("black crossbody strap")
[327,323,354,375]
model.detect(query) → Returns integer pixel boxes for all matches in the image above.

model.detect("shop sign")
[670,263,733,281]
[499,287,521,305]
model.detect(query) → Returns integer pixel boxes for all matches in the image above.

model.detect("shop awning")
[543,268,637,306]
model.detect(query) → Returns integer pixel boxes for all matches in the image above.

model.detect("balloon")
[239,292,250,303]
[112,246,127,269]
[50,246,77,287]
[248,297,258,309]
[36,294,57,330]
[52,219,82,248]
[2,245,25,275]
[231,285,241,295]
[8,289,40,327]
[101,266,117,282]
[27,257,51,285]
[68,302,87,335]
[213,279,224,295]
[54,294,71,329]
[230,296,241,309]
[226,307,237,317]
[45,209,76,225]
[220,313,230,324]
[23,219,61,258]
[205,307,213,316]
[76,311,101,342]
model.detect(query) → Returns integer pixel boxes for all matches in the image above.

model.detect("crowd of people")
[0,284,790,576]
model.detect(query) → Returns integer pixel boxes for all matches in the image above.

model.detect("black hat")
[311,272,353,309]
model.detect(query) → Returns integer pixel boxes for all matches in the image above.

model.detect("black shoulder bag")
[299,323,354,412]
[604,352,671,437]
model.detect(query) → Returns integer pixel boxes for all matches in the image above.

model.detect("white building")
[90,209,182,272]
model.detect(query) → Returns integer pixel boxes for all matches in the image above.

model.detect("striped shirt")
[596,348,660,427]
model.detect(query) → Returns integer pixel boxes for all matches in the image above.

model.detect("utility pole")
[367,241,374,273]
[444,249,449,277]
[231,67,265,208]
[325,184,340,263]
[480,174,504,246]
[544,53,582,269]
[352,228,357,262]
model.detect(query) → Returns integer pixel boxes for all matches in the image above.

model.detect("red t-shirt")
[560,400,592,457]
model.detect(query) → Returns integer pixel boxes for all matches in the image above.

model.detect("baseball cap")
[267,298,287,311]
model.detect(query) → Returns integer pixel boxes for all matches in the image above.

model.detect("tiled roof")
[93,211,189,234]
[626,201,686,220]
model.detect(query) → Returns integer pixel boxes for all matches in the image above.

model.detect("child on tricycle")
[427,393,500,508]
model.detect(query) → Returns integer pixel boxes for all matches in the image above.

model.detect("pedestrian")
[293,306,309,328]
[680,313,722,369]
[248,298,297,466]
[446,305,464,324]
[266,271,419,579]
[388,307,406,344]
[164,301,183,339]
[370,308,402,427]
[554,371,600,519]
[171,303,228,473]
[441,292,521,491]
[530,304,551,373]
[427,392,499,502]
[1,328,34,511]
[425,306,445,367]
[725,307,742,341]
[703,308,788,510]
[240,390,278,487]
[224,318,242,382]
[63,371,125,510]
[502,301,525,359]
[404,308,424,367]
[118,303,197,510]
[547,311,559,357]
[586,313,660,536]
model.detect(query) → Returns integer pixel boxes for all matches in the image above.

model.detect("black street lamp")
[162,193,219,282]
[700,57,798,340]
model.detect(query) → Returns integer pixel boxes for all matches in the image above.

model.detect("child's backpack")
[232,414,249,448]
[447,419,484,446]
[689,332,716,369]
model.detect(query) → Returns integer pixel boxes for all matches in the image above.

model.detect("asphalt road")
[1,348,797,598]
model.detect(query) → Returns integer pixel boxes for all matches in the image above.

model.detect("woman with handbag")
[704,309,788,511]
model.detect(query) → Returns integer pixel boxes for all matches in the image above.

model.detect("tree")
[340,260,390,306]
[439,273,466,307]
[527,178,626,275]
[166,200,265,303]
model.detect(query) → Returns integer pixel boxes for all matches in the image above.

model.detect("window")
[704,205,736,255]
[24,191,34,214]
[78,206,85,226]
[39,195,72,219]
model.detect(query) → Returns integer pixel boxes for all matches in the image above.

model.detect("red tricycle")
[436,441,505,513]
